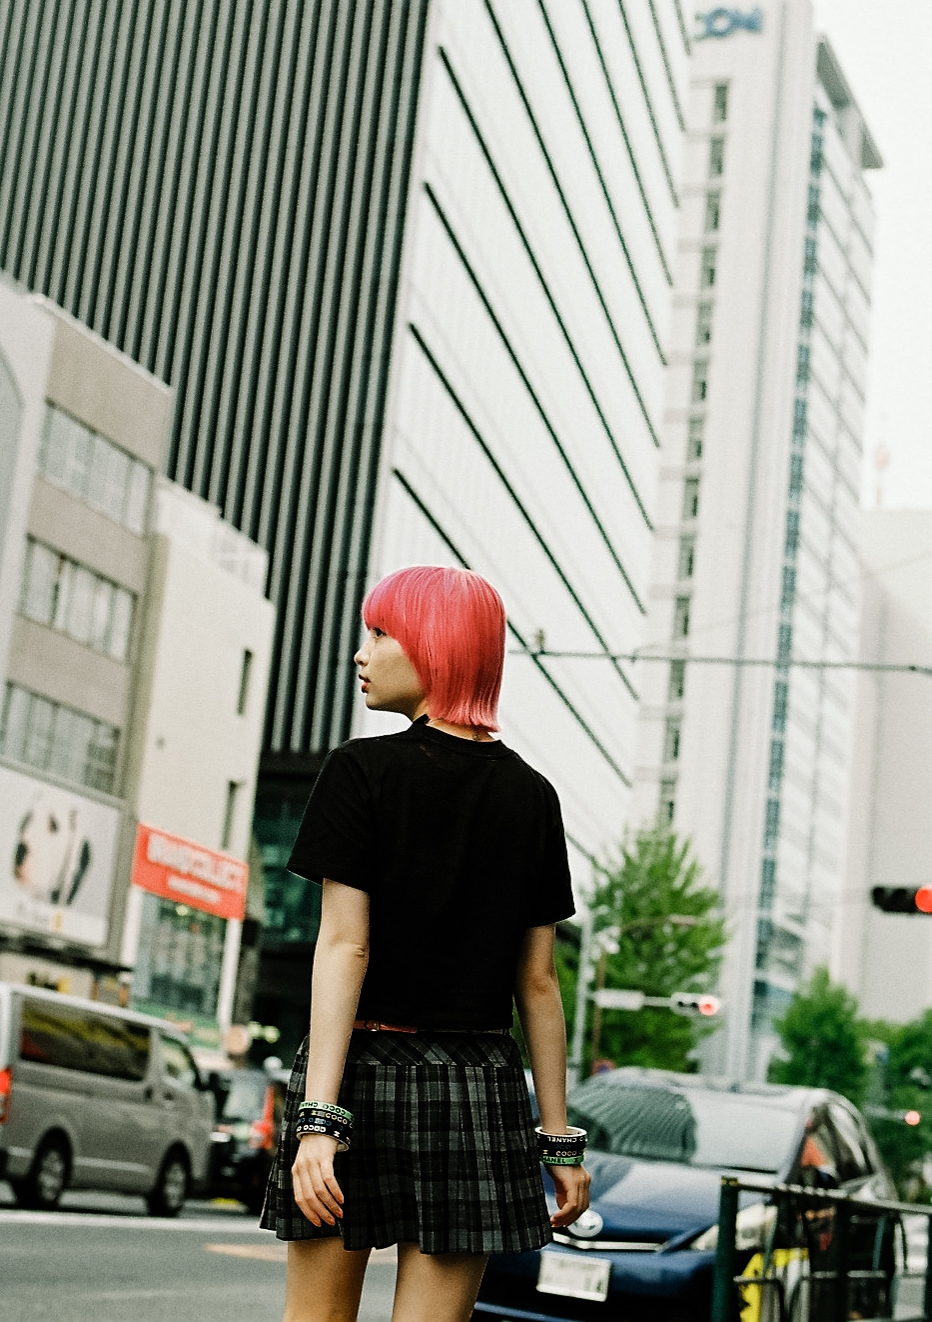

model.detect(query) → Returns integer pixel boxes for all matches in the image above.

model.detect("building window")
[668,660,686,701]
[39,405,151,535]
[237,649,253,715]
[764,797,781,850]
[659,779,676,824]
[132,893,225,1018]
[789,453,804,498]
[713,82,729,122]
[760,858,777,909]
[682,477,700,521]
[221,780,241,851]
[772,681,788,733]
[709,136,725,176]
[704,191,721,232]
[781,565,797,610]
[806,184,820,228]
[777,624,793,661]
[810,133,823,175]
[677,537,696,580]
[796,344,810,386]
[793,398,807,439]
[673,596,691,638]
[691,360,709,403]
[687,416,704,461]
[0,682,119,793]
[695,302,713,346]
[785,510,799,558]
[768,739,784,792]
[700,247,717,288]
[663,719,681,763]
[800,289,814,329]
[803,237,817,277]
[19,539,135,661]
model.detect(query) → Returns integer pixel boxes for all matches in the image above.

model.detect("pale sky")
[812,0,932,509]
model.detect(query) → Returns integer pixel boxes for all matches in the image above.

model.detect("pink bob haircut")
[362,565,506,733]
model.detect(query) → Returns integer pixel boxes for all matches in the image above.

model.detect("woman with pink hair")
[261,565,590,1321]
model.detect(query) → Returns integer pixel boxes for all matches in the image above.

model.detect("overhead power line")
[507,648,932,677]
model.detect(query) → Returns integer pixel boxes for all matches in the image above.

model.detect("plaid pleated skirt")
[259,1029,553,1255]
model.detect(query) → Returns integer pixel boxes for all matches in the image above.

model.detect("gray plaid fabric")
[259,1030,553,1254]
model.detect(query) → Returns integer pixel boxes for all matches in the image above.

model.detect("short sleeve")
[525,780,575,927]
[286,747,372,891]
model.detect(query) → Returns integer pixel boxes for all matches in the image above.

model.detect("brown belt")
[353,1018,508,1035]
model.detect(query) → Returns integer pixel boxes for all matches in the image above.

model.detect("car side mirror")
[800,1164,838,1190]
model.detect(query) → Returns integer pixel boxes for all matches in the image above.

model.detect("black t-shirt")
[287,717,575,1029]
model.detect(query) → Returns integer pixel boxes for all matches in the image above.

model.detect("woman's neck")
[424,717,496,743]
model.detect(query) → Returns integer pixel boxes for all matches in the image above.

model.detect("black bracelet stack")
[295,1100,354,1151]
[535,1125,587,1166]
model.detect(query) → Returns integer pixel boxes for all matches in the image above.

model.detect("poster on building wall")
[131,823,248,922]
[0,763,121,946]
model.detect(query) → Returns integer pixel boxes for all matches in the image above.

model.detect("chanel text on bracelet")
[298,1100,354,1123]
[535,1125,587,1145]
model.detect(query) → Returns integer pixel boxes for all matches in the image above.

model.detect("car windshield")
[217,1073,268,1122]
[567,1082,801,1174]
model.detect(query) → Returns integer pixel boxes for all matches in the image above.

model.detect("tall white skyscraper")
[361,0,688,884]
[630,1,881,1078]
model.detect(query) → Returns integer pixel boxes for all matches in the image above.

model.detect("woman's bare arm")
[291,878,369,1226]
[515,924,590,1228]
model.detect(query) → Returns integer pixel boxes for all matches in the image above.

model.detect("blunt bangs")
[362,566,506,732]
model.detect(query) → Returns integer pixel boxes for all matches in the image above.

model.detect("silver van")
[0,981,214,1215]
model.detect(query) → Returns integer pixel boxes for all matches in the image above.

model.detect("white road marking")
[0,1210,267,1232]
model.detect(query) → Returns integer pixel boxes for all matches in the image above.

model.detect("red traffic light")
[670,992,722,1017]
[905,1110,922,1126]
[872,886,932,914]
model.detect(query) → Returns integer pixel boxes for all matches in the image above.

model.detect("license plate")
[537,1250,612,1302]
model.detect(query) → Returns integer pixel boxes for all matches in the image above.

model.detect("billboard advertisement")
[0,763,121,946]
[131,823,248,921]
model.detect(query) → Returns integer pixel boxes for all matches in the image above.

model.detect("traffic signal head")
[670,992,721,1017]
[871,887,932,914]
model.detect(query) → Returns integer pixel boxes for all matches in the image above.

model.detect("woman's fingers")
[292,1136,344,1226]
[548,1165,592,1228]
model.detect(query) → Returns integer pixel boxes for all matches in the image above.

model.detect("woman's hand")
[291,1133,344,1226]
[548,1163,592,1229]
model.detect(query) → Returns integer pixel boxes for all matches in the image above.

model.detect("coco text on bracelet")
[535,1125,587,1165]
[295,1116,353,1151]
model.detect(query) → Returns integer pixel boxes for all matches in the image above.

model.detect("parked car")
[206,1065,286,1214]
[475,1067,897,1321]
[0,981,214,1215]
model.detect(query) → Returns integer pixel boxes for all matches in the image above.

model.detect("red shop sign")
[131,823,248,921]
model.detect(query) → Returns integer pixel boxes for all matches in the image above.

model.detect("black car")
[475,1067,897,1322]
[206,1067,286,1214]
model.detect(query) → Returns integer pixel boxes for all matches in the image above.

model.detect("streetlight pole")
[567,905,594,1087]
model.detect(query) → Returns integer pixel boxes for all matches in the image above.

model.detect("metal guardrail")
[710,1176,932,1322]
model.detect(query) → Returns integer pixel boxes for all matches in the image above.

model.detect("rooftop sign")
[695,7,763,40]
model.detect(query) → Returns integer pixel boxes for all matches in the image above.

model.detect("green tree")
[768,967,867,1105]
[585,829,726,1074]
[872,1010,932,1194]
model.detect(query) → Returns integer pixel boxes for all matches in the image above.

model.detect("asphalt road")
[0,1187,397,1322]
